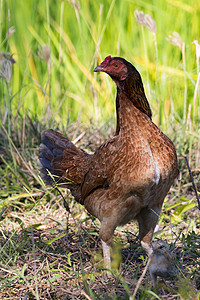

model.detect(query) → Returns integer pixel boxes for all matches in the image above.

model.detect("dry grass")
[0,200,200,299]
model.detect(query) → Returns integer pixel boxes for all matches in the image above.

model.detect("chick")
[149,240,177,286]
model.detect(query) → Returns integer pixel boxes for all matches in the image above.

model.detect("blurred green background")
[0,0,200,127]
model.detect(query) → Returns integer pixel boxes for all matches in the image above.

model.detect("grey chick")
[149,240,177,286]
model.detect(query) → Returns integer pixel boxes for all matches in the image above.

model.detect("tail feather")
[41,129,76,151]
[39,129,91,202]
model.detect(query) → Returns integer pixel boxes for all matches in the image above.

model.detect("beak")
[94,55,111,73]
[94,64,105,72]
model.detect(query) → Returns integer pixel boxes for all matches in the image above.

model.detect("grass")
[1,0,200,124]
[0,0,200,299]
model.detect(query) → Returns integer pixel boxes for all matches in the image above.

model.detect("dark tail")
[39,129,91,202]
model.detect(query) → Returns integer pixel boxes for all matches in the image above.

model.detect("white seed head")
[135,9,156,34]
[0,59,12,82]
[0,53,15,82]
[144,13,156,34]
[193,40,200,63]
[134,9,145,25]
[38,44,51,62]
[6,26,15,38]
[166,32,184,52]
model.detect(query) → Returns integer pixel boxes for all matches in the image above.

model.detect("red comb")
[101,55,111,66]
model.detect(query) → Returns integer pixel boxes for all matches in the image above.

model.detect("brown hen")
[39,56,179,280]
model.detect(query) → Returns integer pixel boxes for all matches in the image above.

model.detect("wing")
[81,135,122,199]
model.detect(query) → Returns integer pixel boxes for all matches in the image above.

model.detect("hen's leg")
[99,220,116,276]
[136,206,161,256]
[101,240,111,270]
[136,206,162,286]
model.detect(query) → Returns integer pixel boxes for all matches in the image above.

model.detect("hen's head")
[94,56,152,119]
[94,56,141,87]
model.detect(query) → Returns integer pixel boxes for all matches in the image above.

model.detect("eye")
[113,63,119,68]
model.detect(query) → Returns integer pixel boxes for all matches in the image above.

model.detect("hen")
[39,56,179,280]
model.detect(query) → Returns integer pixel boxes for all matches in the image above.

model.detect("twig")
[81,289,93,300]
[31,227,40,300]
[54,186,71,244]
[55,186,70,213]
[72,131,86,145]
[184,155,200,210]
[132,257,151,299]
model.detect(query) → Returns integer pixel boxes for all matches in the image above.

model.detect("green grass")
[1,0,200,124]
[0,0,200,299]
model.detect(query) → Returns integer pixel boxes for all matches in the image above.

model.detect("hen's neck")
[124,78,152,118]
[115,79,152,135]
